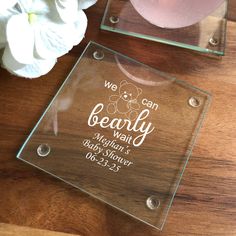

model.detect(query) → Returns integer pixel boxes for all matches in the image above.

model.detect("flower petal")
[72,10,87,46]
[2,45,57,79]
[18,0,50,14]
[0,8,19,44]
[34,21,76,59]
[0,0,17,12]
[6,13,34,64]
[17,0,33,12]
[78,0,97,10]
[55,0,78,23]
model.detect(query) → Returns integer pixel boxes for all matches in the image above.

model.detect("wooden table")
[0,1,235,235]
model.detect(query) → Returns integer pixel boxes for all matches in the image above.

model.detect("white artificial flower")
[78,0,97,10]
[0,0,96,78]
[55,0,79,23]
[0,8,19,48]
[0,0,17,12]
[2,45,57,78]
[55,0,97,23]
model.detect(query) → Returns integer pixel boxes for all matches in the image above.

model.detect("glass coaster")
[101,0,228,56]
[17,42,211,230]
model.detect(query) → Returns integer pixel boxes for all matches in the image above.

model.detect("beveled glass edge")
[222,0,229,53]
[16,41,212,230]
[100,0,228,56]
[101,24,225,56]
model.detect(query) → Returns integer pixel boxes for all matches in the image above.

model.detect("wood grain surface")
[0,223,78,236]
[0,1,236,236]
[228,0,236,21]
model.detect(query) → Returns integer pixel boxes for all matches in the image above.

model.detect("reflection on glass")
[130,0,224,28]
[101,0,228,55]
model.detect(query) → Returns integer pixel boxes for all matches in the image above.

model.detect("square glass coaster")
[17,41,211,230]
[101,0,228,56]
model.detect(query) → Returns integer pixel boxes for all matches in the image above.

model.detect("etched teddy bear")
[107,80,142,120]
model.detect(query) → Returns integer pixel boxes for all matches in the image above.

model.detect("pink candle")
[130,0,224,28]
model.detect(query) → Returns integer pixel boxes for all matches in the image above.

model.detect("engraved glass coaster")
[17,42,211,230]
[101,0,228,56]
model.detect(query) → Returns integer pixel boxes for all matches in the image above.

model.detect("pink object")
[130,0,224,28]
